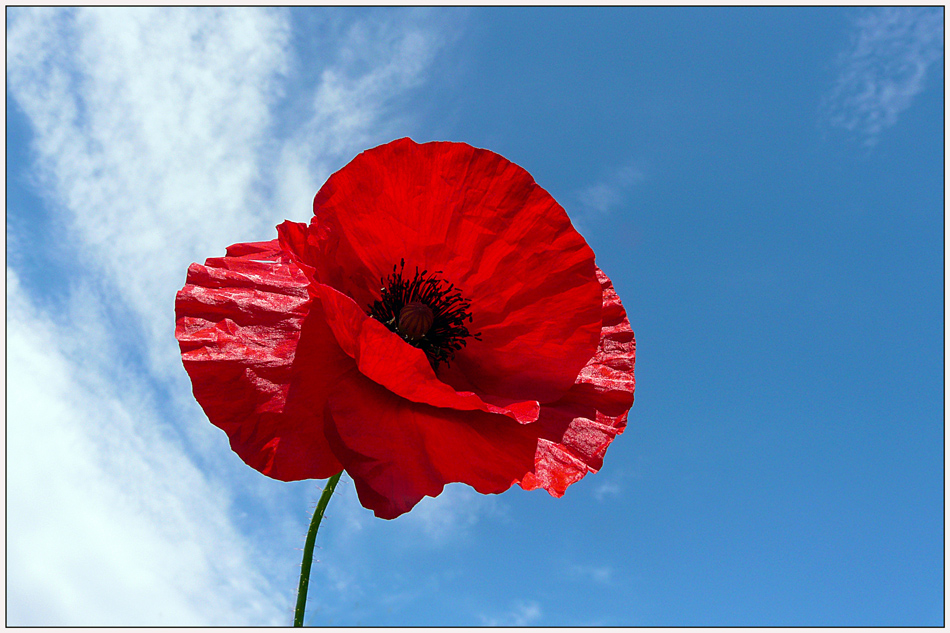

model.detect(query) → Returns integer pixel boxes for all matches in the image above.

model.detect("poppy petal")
[277,221,541,423]
[354,310,543,422]
[322,370,539,519]
[520,267,636,496]
[175,240,349,480]
[293,138,603,404]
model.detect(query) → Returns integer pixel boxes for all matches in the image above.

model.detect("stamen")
[368,259,480,369]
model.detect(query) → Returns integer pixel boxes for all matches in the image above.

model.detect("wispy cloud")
[7,270,284,625]
[6,7,458,625]
[480,600,544,626]
[569,161,644,236]
[272,8,465,235]
[570,563,614,586]
[823,7,943,146]
[7,7,293,379]
[592,479,623,502]
[575,162,644,217]
[7,7,459,380]
[394,483,509,545]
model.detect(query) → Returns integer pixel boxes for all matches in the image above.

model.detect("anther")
[367,261,480,369]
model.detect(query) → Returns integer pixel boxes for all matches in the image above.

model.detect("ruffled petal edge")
[520,267,636,496]
[175,240,348,481]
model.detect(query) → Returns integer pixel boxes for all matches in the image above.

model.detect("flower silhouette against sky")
[176,138,635,519]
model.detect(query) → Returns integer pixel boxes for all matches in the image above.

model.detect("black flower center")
[368,259,479,369]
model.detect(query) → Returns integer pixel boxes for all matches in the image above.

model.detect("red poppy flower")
[175,138,635,519]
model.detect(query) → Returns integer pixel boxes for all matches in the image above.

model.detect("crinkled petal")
[286,138,603,405]
[322,369,539,519]
[175,240,349,480]
[278,221,541,424]
[520,267,636,496]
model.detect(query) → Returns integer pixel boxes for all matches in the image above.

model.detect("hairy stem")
[293,471,343,627]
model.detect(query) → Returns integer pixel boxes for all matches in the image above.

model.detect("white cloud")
[480,600,544,626]
[570,161,644,236]
[824,7,943,146]
[6,6,460,625]
[6,270,283,626]
[394,483,508,546]
[592,479,623,502]
[6,7,293,380]
[6,7,458,381]
[570,563,614,585]
[272,8,463,221]
[576,163,644,217]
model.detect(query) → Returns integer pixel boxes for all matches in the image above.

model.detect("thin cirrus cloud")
[6,7,459,625]
[592,478,623,502]
[6,6,293,381]
[7,271,283,626]
[823,7,943,146]
[570,162,645,236]
[575,163,645,217]
[480,600,544,626]
[570,563,614,586]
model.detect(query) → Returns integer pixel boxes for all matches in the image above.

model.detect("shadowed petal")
[323,369,539,519]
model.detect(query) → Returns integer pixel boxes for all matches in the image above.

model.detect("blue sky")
[6,7,944,626]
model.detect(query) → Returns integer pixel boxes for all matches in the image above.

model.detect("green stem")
[293,470,343,627]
